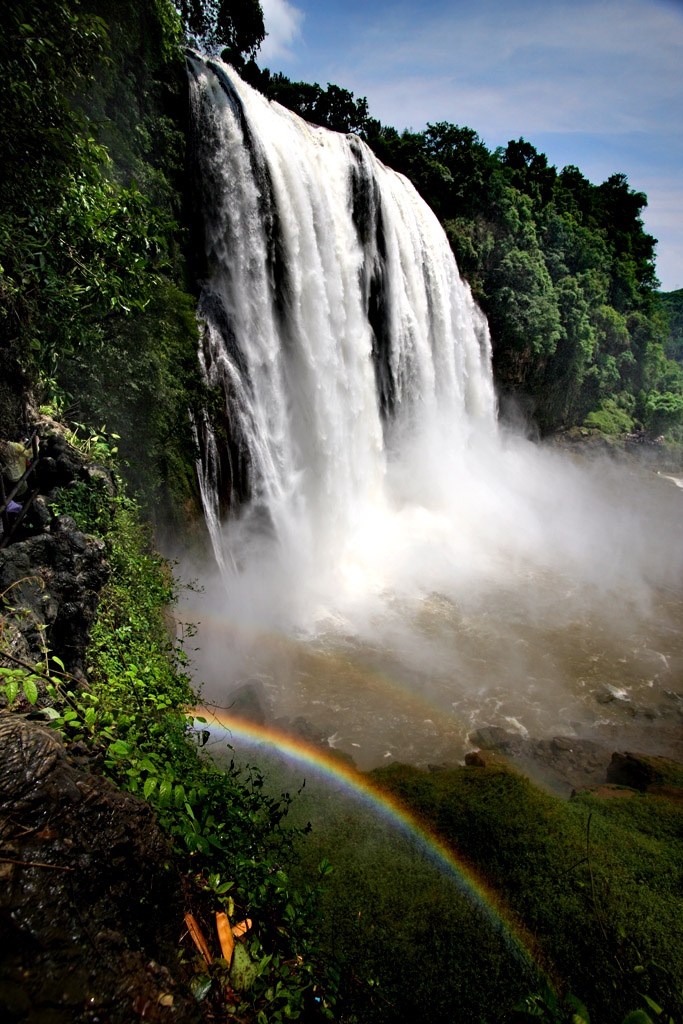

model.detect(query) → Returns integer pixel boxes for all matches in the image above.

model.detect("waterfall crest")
[187,55,497,579]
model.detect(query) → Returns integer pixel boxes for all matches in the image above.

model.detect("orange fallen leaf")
[232,918,252,938]
[216,911,235,965]
[184,912,212,964]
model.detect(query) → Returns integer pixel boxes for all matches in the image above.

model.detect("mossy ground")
[219,747,683,1024]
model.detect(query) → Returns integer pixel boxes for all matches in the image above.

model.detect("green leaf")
[110,739,132,757]
[23,677,39,705]
[189,974,212,1002]
[159,778,172,804]
[143,777,158,799]
[5,678,19,705]
[639,994,663,1016]
[229,943,259,992]
[567,994,591,1023]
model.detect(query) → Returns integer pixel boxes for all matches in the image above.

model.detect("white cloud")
[333,0,683,139]
[259,0,305,61]
[637,181,683,291]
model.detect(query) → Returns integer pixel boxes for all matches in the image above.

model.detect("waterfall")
[187,54,497,581]
[183,54,683,771]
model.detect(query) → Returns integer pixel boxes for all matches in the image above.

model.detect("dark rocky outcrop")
[465,728,683,804]
[0,430,115,696]
[467,728,613,795]
[0,716,201,1023]
[0,515,110,686]
[607,751,683,795]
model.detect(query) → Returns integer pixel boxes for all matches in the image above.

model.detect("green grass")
[366,763,683,1023]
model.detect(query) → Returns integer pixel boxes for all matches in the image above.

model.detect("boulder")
[468,726,515,750]
[465,749,510,769]
[0,717,201,1024]
[607,751,683,791]
[0,516,110,685]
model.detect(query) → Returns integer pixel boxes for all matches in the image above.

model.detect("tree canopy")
[258,70,681,435]
[177,0,264,58]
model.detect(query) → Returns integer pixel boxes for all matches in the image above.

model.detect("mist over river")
[180,443,683,773]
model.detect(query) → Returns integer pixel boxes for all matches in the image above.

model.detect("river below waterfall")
[181,452,683,773]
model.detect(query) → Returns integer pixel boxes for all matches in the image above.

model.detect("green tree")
[177,0,264,58]
[658,288,683,363]
[258,72,371,134]
[0,0,171,389]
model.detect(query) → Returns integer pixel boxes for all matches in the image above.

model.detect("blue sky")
[257,0,683,292]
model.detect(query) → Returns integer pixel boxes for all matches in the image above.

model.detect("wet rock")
[30,494,51,531]
[287,716,328,746]
[0,718,82,813]
[35,434,83,489]
[484,735,613,796]
[227,679,269,723]
[468,726,515,750]
[0,517,110,682]
[465,749,511,769]
[607,751,683,790]
[634,705,659,720]
[0,717,201,1024]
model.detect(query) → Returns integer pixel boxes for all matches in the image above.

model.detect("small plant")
[49,477,113,534]
[65,421,120,465]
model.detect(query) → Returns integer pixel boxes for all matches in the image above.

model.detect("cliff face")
[1,434,112,689]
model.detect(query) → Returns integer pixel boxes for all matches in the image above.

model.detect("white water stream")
[184,57,683,771]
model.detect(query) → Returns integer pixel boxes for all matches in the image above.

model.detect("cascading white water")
[184,54,683,772]
[188,54,496,580]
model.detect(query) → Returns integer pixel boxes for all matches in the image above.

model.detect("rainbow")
[193,706,551,986]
